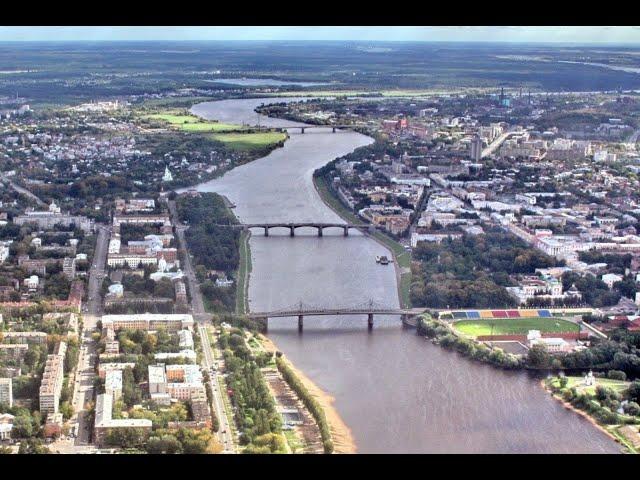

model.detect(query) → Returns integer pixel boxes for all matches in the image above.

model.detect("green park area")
[453,317,580,337]
[552,376,631,396]
[142,112,243,132]
[140,110,287,152]
[209,132,287,151]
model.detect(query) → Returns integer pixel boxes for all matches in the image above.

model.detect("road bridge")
[258,125,356,134]
[247,302,425,331]
[211,222,378,237]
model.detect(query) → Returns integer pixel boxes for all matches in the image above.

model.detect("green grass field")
[142,113,242,132]
[549,376,631,396]
[566,376,630,395]
[453,317,580,337]
[210,132,286,151]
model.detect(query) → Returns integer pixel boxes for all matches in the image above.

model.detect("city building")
[94,393,152,447]
[105,369,123,401]
[0,378,12,408]
[101,314,194,332]
[39,342,66,415]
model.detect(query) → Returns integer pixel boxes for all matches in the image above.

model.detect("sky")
[0,26,639,44]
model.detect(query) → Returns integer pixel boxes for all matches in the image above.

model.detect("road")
[70,224,110,448]
[481,128,520,158]
[167,198,235,453]
[167,199,210,322]
[0,175,47,207]
[198,323,236,453]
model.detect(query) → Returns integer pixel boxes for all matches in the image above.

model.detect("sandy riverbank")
[258,334,357,453]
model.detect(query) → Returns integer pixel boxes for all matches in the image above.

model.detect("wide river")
[191,98,621,453]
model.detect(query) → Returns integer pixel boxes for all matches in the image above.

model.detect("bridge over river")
[209,222,379,237]
[247,301,426,331]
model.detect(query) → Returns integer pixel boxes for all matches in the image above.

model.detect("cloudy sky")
[0,26,639,44]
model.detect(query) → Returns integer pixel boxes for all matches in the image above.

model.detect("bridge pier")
[317,227,323,237]
[264,227,269,237]
[368,313,374,330]
[343,226,349,236]
[332,126,336,133]
[298,315,303,332]
[290,226,295,237]
[300,127,305,134]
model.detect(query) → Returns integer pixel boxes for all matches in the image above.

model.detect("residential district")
[3,85,640,453]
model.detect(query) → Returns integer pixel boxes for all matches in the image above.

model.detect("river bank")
[189,97,622,454]
[258,334,357,453]
[541,378,637,454]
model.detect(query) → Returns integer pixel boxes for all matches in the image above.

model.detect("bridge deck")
[247,308,423,319]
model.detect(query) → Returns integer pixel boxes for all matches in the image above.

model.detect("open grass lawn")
[143,113,241,132]
[564,376,630,396]
[453,317,580,337]
[210,132,286,151]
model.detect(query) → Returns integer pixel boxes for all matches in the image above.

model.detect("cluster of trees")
[561,271,622,308]
[0,405,43,440]
[417,316,523,369]
[549,374,640,426]
[144,428,221,454]
[116,329,179,356]
[276,355,333,454]
[121,273,176,300]
[219,329,285,453]
[177,192,240,272]
[411,230,558,308]
[119,223,162,244]
[200,281,235,312]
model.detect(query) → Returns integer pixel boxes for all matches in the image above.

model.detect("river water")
[190,98,622,453]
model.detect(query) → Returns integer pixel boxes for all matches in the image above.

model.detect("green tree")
[527,344,551,368]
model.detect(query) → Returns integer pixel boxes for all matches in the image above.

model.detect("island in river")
[187,97,623,454]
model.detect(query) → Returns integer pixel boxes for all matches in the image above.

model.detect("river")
[190,98,622,453]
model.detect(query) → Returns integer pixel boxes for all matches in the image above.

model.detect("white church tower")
[163,165,173,182]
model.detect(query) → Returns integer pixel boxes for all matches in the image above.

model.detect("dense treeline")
[411,230,558,308]
[275,355,334,453]
[177,193,240,272]
[219,328,285,453]
[417,316,523,369]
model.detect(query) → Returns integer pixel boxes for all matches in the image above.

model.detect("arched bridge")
[211,222,378,237]
[247,301,425,331]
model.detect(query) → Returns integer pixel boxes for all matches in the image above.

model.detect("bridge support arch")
[368,313,374,330]
[298,315,303,333]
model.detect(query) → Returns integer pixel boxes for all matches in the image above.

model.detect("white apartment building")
[0,378,12,408]
[39,342,66,415]
[101,314,194,332]
[105,369,123,401]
